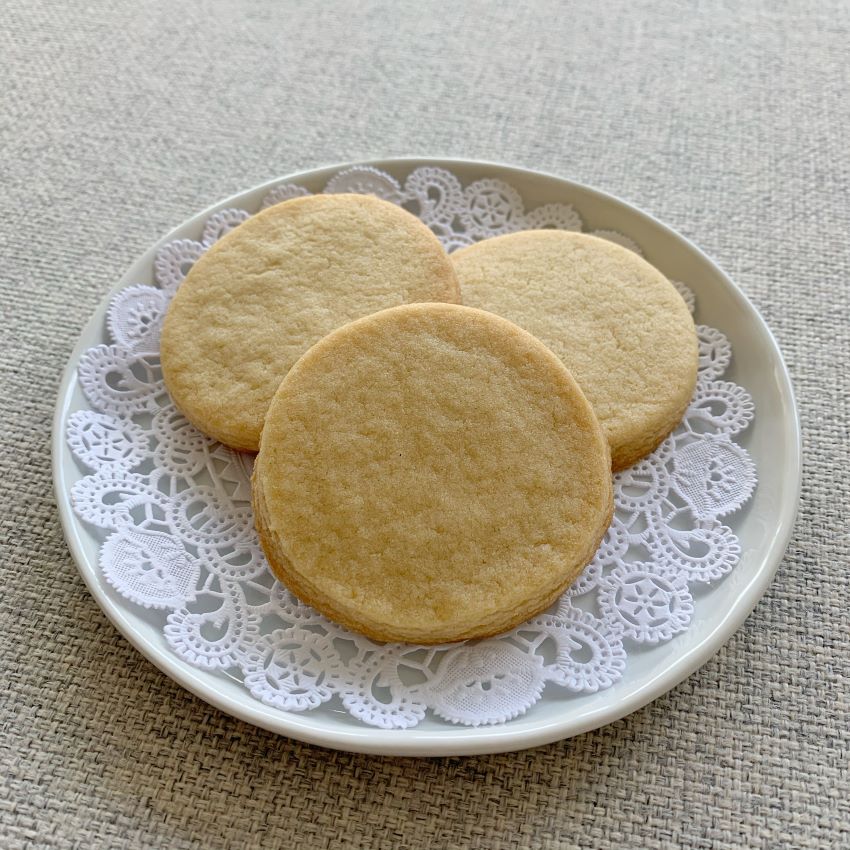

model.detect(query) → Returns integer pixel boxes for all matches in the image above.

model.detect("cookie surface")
[161,193,460,451]
[253,303,613,644]
[452,230,698,470]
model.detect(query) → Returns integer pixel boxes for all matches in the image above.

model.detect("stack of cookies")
[162,193,697,644]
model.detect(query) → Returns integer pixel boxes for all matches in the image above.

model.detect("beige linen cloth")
[1,1,847,847]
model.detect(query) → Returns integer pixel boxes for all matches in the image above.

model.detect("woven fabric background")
[2,1,848,847]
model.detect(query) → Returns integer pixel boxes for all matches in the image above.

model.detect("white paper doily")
[66,166,757,729]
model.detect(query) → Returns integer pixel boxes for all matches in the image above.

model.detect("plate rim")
[52,156,802,756]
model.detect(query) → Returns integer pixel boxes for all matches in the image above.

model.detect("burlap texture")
[1,1,848,847]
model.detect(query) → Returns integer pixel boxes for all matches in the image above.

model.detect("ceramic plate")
[53,158,800,755]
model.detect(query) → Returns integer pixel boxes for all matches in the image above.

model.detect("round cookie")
[161,193,460,451]
[253,302,613,644]
[451,230,698,471]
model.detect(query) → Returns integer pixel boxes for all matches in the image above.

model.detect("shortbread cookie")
[452,230,697,470]
[161,194,460,451]
[253,303,613,644]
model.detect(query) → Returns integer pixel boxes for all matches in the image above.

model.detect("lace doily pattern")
[67,166,757,728]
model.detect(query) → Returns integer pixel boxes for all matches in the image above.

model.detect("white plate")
[53,158,801,756]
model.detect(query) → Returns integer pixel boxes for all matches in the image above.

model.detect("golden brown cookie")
[253,303,613,644]
[451,230,698,470]
[160,194,460,451]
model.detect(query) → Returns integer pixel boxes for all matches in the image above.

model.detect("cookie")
[451,230,698,470]
[253,302,613,644]
[160,193,460,451]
